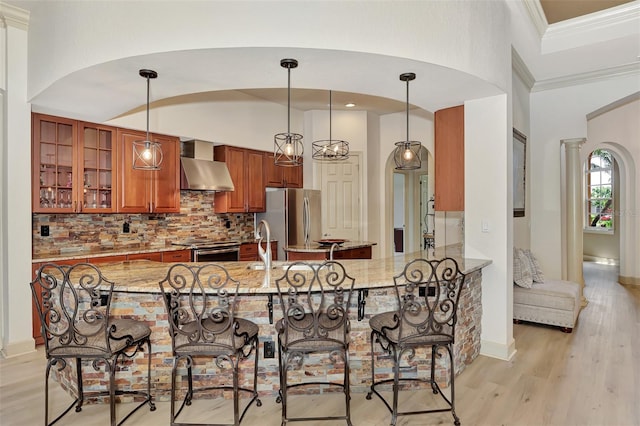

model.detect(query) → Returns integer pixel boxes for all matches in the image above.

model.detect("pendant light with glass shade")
[393,72,422,170]
[312,90,349,161]
[274,58,304,167]
[132,69,163,170]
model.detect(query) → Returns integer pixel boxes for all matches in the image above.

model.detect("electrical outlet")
[264,341,275,358]
[419,286,436,297]
[40,225,49,237]
[123,222,130,233]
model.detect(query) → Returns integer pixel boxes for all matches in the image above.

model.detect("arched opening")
[385,146,433,257]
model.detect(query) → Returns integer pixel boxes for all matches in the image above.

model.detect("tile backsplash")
[32,191,255,257]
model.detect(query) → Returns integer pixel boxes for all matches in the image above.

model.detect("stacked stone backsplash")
[33,191,255,257]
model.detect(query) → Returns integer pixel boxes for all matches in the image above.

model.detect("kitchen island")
[46,249,490,403]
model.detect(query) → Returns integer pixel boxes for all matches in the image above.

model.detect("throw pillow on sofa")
[523,249,545,283]
[513,248,533,288]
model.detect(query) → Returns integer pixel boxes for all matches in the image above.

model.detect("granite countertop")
[32,238,280,263]
[284,241,377,253]
[89,248,491,295]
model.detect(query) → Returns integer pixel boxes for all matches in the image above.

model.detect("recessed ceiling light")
[345,103,356,108]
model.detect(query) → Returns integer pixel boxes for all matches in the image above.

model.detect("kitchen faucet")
[257,219,272,270]
[329,242,339,261]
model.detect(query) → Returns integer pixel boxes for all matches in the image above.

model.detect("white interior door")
[318,155,361,241]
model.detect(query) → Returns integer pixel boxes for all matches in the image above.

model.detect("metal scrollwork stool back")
[274,260,355,426]
[30,262,155,426]
[366,257,466,425]
[159,263,261,426]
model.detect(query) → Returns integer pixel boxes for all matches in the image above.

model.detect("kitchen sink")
[246,261,322,271]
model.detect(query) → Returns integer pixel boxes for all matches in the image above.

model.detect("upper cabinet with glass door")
[79,122,117,213]
[32,114,77,213]
[32,114,117,213]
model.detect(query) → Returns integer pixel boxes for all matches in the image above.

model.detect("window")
[586,149,613,229]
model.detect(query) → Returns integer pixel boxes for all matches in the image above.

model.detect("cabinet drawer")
[349,246,372,259]
[88,255,127,264]
[240,243,259,261]
[162,250,191,263]
[128,252,163,262]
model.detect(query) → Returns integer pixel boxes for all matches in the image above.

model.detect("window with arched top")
[585,149,614,230]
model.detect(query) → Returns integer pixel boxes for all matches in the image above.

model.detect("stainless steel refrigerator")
[256,188,321,259]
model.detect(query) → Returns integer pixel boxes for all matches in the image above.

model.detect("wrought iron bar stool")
[366,257,466,425]
[30,262,155,426]
[274,260,355,426]
[159,263,261,426]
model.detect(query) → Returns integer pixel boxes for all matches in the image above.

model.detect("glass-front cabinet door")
[32,114,117,213]
[32,114,77,213]
[80,123,116,212]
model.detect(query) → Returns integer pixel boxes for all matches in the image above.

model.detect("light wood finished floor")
[1,262,638,425]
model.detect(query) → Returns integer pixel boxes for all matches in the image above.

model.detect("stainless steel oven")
[171,240,240,262]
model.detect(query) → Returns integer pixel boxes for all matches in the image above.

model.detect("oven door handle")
[195,247,240,256]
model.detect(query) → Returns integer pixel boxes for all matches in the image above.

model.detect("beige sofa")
[512,248,581,332]
[513,279,581,332]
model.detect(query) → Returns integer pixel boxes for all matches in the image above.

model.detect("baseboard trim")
[619,275,640,285]
[480,339,516,361]
[1,339,36,359]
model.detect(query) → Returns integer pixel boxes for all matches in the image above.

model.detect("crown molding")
[542,2,640,54]
[587,91,640,120]
[532,62,640,92]
[512,48,535,90]
[0,2,29,31]
[523,0,548,38]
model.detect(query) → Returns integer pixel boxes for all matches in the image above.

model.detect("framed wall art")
[513,128,526,217]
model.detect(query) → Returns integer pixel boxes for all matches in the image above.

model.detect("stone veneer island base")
[47,250,489,403]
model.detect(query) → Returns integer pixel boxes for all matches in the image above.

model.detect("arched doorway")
[386,146,433,257]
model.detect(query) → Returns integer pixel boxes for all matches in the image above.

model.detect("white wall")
[530,76,639,281]
[465,94,515,360]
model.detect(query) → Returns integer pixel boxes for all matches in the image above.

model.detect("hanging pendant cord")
[145,75,151,141]
[329,90,333,140]
[405,78,410,143]
[287,67,291,135]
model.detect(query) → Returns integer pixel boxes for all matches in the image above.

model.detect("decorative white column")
[562,138,587,307]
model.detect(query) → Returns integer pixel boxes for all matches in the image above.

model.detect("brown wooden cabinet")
[214,146,265,213]
[162,249,191,263]
[287,245,372,261]
[117,129,180,213]
[128,252,163,262]
[32,114,118,213]
[434,105,464,211]
[264,152,303,188]
[240,241,278,261]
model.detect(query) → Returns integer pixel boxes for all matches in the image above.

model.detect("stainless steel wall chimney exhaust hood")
[180,140,235,191]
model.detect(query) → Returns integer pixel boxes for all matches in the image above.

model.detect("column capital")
[561,138,586,149]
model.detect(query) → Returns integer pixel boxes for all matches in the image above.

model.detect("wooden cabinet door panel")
[263,152,283,187]
[117,129,151,212]
[214,146,246,212]
[246,150,265,212]
[151,134,180,213]
[283,162,303,188]
[78,122,117,213]
[434,105,464,211]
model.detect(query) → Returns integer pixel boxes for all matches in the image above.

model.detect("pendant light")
[133,69,163,170]
[393,72,422,170]
[274,58,303,167]
[312,90,349,161]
